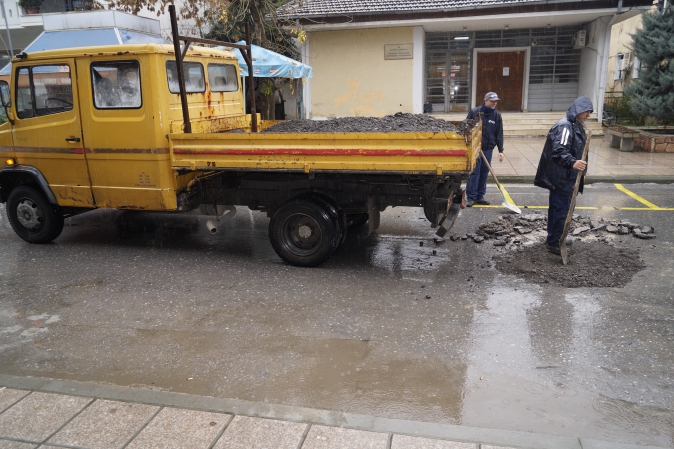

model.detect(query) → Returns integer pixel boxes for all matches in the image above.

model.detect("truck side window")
[166,61,205,94]
[91,61,142,109]
[207,64,238,92]
[15,65,73,119]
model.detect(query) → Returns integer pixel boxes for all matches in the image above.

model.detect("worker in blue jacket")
[534,96,593,254]
[465,92,505,207]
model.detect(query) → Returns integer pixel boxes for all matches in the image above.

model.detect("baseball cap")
[484,92,500,101]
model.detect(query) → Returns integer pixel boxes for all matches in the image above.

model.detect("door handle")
[65,137,81,143]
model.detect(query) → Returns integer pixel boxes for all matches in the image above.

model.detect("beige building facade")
[287,0,654,120]
[605,14,644,94]
[305,27,419,118]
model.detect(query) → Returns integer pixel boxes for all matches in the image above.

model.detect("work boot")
[474,198,490,205]
[465,198,475,207]
[546,244,561,255]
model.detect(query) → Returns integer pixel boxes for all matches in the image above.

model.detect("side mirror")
[0,81,10,108]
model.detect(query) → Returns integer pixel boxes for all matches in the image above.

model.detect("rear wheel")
[302,194,347,246]
[7,186,64,243]
[269,198,339,267]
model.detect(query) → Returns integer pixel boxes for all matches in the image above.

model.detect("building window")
[632,56,641,79]
[614,53,624,80]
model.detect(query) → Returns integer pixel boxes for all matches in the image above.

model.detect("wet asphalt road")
[0,183,673,447]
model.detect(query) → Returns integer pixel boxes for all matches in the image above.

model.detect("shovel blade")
[560,241,569,265]
[501,200,521,214]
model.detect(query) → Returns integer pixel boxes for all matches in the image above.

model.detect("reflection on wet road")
[0,183,672,447]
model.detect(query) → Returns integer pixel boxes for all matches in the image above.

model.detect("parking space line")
[473,205,599,210]
[615,183,663,209]
[471,185,674,211]
[619,207,674,211]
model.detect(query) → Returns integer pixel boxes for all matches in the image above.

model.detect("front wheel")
[6,186,64,243]
[269,198,339,267]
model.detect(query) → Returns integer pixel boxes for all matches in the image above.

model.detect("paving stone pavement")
[493,135,674,183]
[0,377,667,449]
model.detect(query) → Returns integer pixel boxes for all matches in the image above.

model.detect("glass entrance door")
[447,52,471,112]
[426,52,471,112]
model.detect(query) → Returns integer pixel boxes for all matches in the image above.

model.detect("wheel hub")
[298,225,312,239]
[283,214,322,255]
[16,199,44,231]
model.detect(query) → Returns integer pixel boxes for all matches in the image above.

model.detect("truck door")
[76,57,176,210]
[10,60,94,207]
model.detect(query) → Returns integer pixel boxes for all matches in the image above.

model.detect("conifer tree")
[625,4,674,122]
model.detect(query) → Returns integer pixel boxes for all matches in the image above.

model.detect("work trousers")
[466,148,493,200]
[547,190,573,247]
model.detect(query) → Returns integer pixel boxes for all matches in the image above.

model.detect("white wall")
[578,16,611,113]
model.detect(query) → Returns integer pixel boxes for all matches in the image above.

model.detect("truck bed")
[169,120,481,175]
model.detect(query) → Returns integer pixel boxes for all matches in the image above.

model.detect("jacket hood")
[566,96,594,122]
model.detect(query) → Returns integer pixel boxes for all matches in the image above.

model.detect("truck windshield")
[15,65,73,119]
[91,61,142,109]
[166,61,205,94]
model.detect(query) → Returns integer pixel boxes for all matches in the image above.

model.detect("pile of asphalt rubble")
[452,212,656,246]
[262,113,460,133]
[459,212,652,288]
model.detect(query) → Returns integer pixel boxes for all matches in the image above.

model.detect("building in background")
[605,14,643,96]
[278,0,653,120]
[0,0,199,68]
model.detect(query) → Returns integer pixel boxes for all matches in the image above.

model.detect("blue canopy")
[218,42,312,79]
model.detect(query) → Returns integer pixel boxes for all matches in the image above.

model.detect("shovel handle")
[479,150,503,190]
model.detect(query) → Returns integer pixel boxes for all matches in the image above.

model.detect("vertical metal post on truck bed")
[168,5,257,133]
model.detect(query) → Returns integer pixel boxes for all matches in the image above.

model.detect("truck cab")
[0,44,246,242]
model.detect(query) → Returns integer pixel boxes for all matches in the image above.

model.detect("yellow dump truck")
[0,42,481,267]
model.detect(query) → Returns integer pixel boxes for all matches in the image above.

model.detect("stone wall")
[634,132,674,152]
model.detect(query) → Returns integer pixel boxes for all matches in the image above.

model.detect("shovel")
[559,126,592,265]
[478,150,521,214]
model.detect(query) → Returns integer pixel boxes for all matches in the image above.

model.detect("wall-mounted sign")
[385,44,413,60]
[503,67,510,76]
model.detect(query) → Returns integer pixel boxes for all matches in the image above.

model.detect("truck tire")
[269,197,339,267]
[301,194,347,246]
[7,186,64,244]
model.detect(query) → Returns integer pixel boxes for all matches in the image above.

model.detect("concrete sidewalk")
[0,375,666,449]
[495,135,674,184]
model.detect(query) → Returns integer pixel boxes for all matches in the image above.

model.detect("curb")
[0,374,668,449]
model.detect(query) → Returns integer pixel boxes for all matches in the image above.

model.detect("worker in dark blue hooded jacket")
[534,95,593,254]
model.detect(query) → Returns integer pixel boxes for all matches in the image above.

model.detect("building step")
[433,113,603,137]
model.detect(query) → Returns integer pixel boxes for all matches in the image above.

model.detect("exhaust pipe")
[205,220,218,234]
[201,205,236,234]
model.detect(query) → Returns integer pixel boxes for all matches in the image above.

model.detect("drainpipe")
[597,0,623,121]
[0,0,14,58]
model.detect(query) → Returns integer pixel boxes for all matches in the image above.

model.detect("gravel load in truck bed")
[262,112,460,134]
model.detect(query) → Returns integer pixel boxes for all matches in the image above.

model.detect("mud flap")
[435,201,461,238]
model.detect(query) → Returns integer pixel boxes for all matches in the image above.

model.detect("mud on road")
[465,212,649,288]
[263,112,460,133]
[494,242,645,288]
